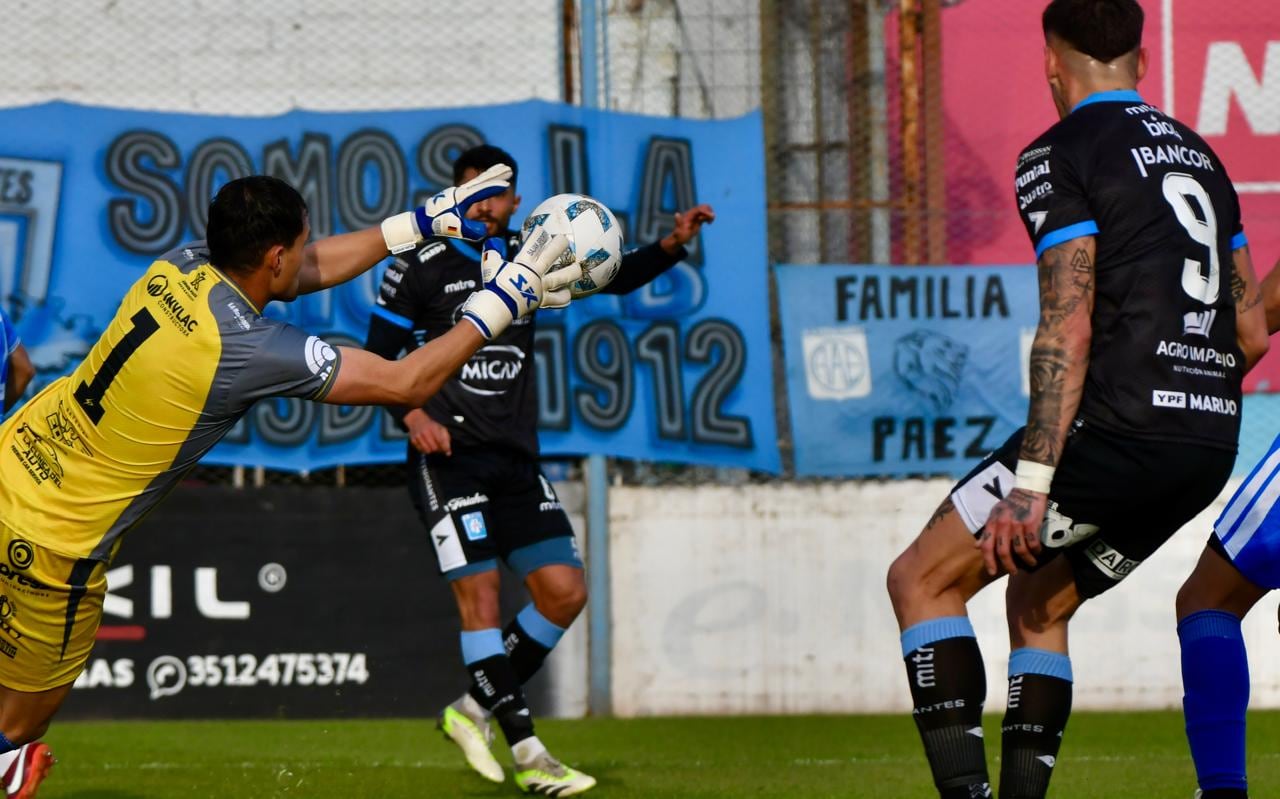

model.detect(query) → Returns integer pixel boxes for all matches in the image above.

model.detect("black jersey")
[1016,90,1247,452]
[365,231,684,458]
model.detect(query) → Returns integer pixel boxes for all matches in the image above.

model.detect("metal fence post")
[578,0,612,718]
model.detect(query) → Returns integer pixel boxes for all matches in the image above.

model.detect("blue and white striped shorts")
[1215,432,1280,589]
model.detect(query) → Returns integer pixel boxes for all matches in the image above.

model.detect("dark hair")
[452,144,518,190]
[1042,0,1144,62]
[206,176,308,273]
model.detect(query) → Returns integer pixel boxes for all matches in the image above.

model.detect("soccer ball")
[520,193,624,298]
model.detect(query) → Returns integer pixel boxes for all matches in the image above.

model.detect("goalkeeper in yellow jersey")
[0,168,580,797]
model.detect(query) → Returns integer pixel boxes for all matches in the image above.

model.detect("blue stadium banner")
[776,264,1037,477]
[0,101,778,472]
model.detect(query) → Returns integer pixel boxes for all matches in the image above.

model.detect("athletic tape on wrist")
[381,212,422,254]
[1014,459,1055,494]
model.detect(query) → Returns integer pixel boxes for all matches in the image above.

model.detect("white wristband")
[1014,459,1055,494]
[381,211,422,254]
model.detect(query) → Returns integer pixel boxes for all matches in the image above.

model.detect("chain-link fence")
[5,0,1278,486]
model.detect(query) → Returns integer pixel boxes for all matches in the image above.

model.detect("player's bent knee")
[539,582,588,626]
[886,549,924,611]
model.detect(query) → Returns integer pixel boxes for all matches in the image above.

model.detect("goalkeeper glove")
[381,164,511,253]
[461,230,582,340]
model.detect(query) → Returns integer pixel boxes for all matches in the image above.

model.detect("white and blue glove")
[380,164,512,253]
[461,229,581,340]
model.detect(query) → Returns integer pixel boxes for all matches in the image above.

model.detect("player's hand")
[381,165,512,252]
[461,229,580,339]
[405,409,451,456]
[977,488,1047,576]
[660,204,716,255]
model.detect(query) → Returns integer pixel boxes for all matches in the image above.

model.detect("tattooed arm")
[979,236,1096,577]
[1258,257,1280,337]
[1230,246,1268,370]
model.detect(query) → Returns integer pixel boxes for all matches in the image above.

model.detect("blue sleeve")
[0,311,16,358]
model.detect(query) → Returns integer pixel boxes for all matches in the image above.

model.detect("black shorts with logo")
[407,446,580,580]
[949,421,1234,600]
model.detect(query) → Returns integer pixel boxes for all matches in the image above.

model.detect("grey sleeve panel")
[223,315,343,407]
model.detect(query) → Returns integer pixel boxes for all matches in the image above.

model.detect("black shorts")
[950,422,1234,600]
[408,447,581,581]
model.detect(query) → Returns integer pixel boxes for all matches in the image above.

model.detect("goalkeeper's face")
[460,166,521,237]
[269,218,310,302]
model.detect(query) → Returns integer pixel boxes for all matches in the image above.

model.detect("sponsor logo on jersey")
[1016,145,1051,168]
[1139,115,1184,141]
[227,302,251,331]
[178,269,208,300]
[303,336,337,382]
[1189,393,1239,415]
[1018,181,1054,211]
[8,540,33,571]
[444,279,477,294]
[12,423,63,488]
[1156,339,1237,368]
[44,400,93,457]
[1128,145,1216,178]
[1153,389,1187,408]
[1015,161,1051,190]
[457,344,526,396]
[146,274,199,335]
[1027,211,1048,235]
[417,242,447,263]
[1184,308,1217,338]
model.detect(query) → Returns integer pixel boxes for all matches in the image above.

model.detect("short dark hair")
[1042,0,1144,62]
[452,144,518,190]
[206,176,308,273]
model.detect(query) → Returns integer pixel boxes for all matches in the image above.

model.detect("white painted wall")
[607,478,1280,716]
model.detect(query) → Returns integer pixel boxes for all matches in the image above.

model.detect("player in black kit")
[885,2,1269,797]
[364,144,714,796]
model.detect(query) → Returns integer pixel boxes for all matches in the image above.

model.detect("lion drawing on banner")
[893,330,969,413]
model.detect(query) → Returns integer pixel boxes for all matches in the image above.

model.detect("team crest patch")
[461,511,488,541]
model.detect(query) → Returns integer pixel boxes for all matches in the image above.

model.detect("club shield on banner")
[777,264,1038,478]
[0,101,778,472]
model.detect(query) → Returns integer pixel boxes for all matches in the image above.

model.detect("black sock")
[1000,651,1073,799]
[504,617,554,683]
[902,620,992,799]
[503,604,566,684]
[467,653,535,745]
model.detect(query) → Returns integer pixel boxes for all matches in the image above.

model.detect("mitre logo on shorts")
[304,336,337,381]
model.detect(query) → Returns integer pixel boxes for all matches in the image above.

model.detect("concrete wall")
[607,478,1280,716]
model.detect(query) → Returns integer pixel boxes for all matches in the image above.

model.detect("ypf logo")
[802,326,872,400]
[7,540,33,571]
[146,274,169,297]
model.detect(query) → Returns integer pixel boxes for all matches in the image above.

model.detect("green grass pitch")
[34,711,1280,797]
